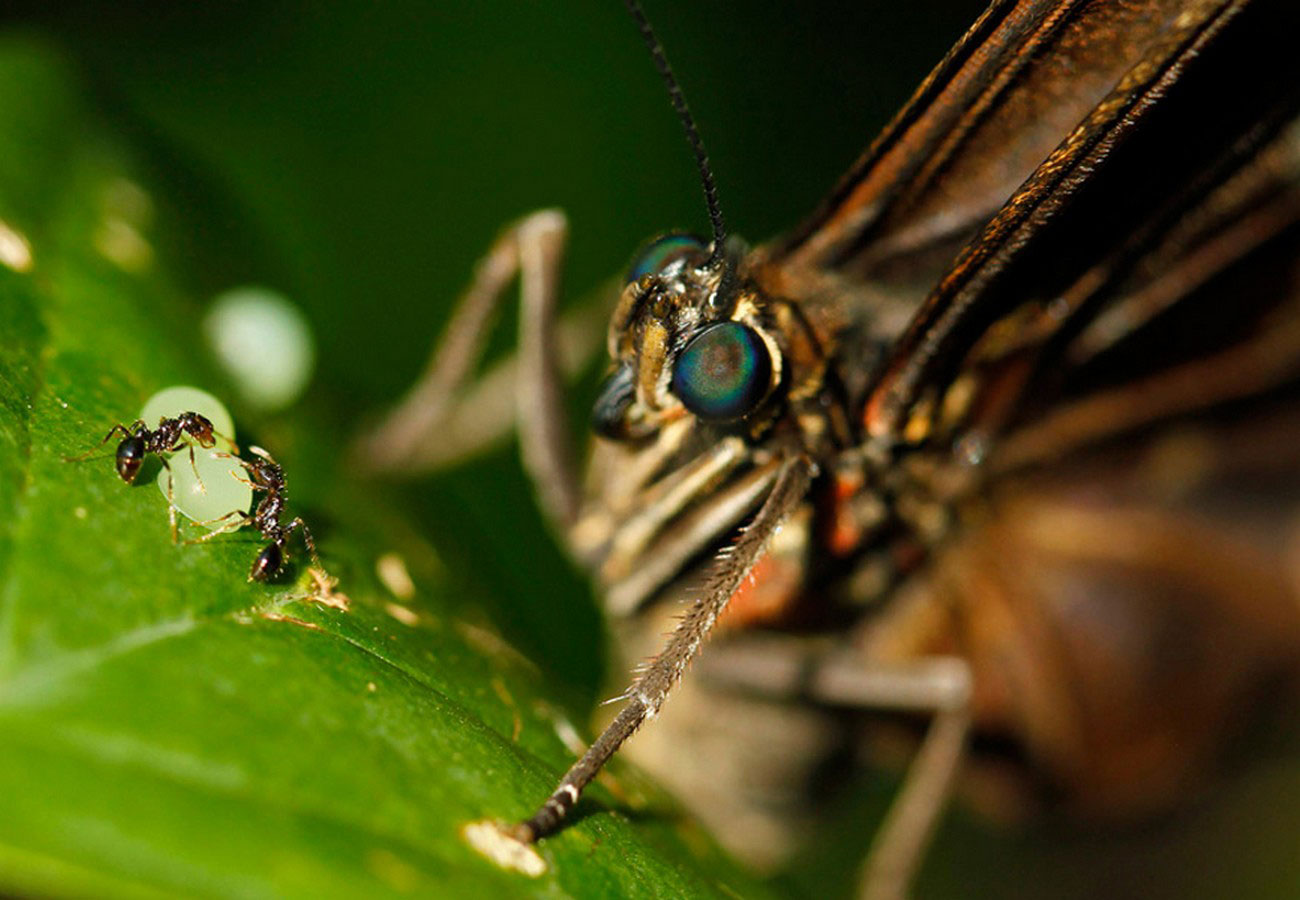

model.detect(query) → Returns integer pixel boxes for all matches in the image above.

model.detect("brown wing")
[943,123,1300,474]
[782,0,1300,816]
[862,398,1300,816]
[772,0,1300,449]
[774,0,1208,280]
[864,0,1300,439]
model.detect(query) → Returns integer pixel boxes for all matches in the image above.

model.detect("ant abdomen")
[114,436,148,483]
[250,543,283,582]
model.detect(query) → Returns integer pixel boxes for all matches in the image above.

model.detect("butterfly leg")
[853,660,970,900]
[698,639,971,900]
[354,209,604,533]
[510,457,813,844]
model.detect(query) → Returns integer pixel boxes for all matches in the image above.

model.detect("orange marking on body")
[826,470,866,558]
[863,375,899,438]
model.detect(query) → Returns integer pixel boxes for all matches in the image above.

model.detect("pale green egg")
[139,385,236,449]
[139,386,252,530]
[165,447,254,530]
[204,287,315,412]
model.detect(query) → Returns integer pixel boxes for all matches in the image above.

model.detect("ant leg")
[212,429,240,455]
[208,452,266,492]
[162,438,209,494]
[282,517,322,569]
[354,210,603,533]
[107,420,146,443]
[181,510,253,544]
[161,458,180,544]
[159,457,216,542]
[184,443,207,493]
[696,639,971,900]
[63,420,144,462]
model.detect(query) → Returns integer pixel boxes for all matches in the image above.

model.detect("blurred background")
[5,1,1298,897]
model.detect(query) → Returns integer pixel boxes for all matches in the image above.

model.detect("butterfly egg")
[140,385,236,447]
[139,386,253,530]
[204,286,315,412]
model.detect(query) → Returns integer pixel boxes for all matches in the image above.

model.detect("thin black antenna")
[624,0,728,264]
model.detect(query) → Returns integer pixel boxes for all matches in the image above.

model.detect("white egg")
[204,287,315,412]
[139,386,252,530]
[139,385,236,447]
[164,447,255,530]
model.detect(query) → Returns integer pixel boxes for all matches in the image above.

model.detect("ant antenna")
[624,0,729,269]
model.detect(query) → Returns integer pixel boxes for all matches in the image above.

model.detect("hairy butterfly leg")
[511,457,813,843]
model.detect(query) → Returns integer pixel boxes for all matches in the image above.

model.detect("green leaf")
[0,38,771,900]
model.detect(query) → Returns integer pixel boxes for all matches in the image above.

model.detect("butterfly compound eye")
[671,321,773,422]
[626,233,706,283]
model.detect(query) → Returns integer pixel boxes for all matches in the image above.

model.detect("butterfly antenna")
[624,0,729,269]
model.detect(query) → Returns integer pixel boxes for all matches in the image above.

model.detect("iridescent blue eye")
[671,322,773,422]
[627,233,705,283]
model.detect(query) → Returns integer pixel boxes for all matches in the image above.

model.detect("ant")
[66,412,228,540]
[68,411,219,483]
[188,445,320,581]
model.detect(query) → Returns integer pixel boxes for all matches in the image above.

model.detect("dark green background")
[4,1,1298,898]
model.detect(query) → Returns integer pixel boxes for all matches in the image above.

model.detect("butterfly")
[359,0,1300,895]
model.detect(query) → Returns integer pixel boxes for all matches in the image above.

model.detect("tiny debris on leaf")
[260,611,323,631]
[305,566,350,611]
[461,820,547,877]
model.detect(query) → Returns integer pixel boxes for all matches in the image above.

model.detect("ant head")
[114,436,147,483]
[185,412,216,448]
[249,542,283,582]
